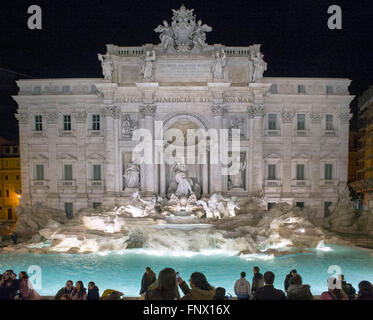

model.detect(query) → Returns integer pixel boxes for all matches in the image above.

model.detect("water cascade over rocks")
[1,192,358,255]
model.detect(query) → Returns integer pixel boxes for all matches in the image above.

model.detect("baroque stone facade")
[13,6,353,217]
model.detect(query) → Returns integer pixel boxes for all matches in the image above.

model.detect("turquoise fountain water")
[0,245,372,296]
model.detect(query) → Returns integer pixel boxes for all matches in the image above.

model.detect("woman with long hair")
[146,268,179,300]
[70,281,87,300]
[178,272,215,300]
[19,271,40,300]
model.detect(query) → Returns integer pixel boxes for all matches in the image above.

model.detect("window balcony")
[59,129,75,137]
[32,179,46,186]
[90,179,104,186]
[265,129,281,137]
[31,180,49,192]
[264,179,281,187]
[58,180,76,187]
[324,130,336,137]
[294,130,309,137]
[88,180,105,193]
[32,130,47,137]
[320,179,338,186]
[291,179,309,187]
[88,129,102,137]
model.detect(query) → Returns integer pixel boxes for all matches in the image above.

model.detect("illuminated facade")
[0,145,21,221]
[13,6,353,218]
[351,85,373,211]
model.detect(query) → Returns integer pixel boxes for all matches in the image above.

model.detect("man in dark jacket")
[55,280,74,300]
[11,232,18,244]
[0,275,10,300]
[4,271,19,300]
[253,271,286,300]
[284,269,297,292]
[87,281,100,300]
[339,275,356,300]
[252,266,264,295]
[139,267,157,295]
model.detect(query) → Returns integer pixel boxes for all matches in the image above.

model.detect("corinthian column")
[281,110,295,195]
[338,111,352,186]
[210,104,229,193]
[103,105,120,205]
[248,83,271,194]
[248,103,265,193]
[310,112,323,195]
[15,110,31,206]
[139,105,156,195]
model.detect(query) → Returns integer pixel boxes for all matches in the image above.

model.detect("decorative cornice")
[338,112,352,124]
[47,111,59,124]
[103,105,120,119]
[15,111,29,124]
[281,111,295,123]
[73,111,88,123]
[310,112,323,123]
[247,103,264,118]
[139,105,157,117]
[211,104,229,116]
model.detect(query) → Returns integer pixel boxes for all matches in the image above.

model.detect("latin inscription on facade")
[155,61,213,82]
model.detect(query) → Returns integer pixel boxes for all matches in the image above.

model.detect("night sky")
[0,0,372,140]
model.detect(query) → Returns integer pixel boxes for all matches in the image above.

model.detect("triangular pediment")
[31,154,48,161]
[87,153,105,161]
[292,153,309,160]
[57,153,77,160]
[320,153,338,160]
[264,153,282,160]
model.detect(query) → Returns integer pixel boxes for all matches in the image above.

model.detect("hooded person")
[178,272,215,300]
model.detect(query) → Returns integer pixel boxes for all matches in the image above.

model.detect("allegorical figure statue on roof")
[154,20,175,50]
[212,49,226,80]
[141,50,156,81]
[98,53,114,81]
[191,19,212,48]
[251,51,267,82]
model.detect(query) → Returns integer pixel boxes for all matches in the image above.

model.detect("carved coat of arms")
[155,5,212,52]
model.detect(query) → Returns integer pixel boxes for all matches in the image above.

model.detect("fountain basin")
[1,245,372,297]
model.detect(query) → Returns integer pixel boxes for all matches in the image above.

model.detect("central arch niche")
[159,114,210,198]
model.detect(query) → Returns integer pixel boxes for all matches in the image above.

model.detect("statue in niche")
[172,162,193,197]
[121,114,137,138]
[123,161,140,189]
[98,53,114,81]
[141,50,156,81]
[154,20,175,50]
[230,118,245,137]
[228,155,246,189]
[211,49,226,80]
[251,51,267,82]
[191,20,212,48]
